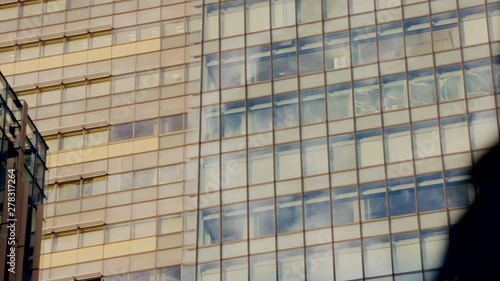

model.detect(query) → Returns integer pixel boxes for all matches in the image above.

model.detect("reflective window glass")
[440,116,470,154]
[408,69,436,106]
[53,232,78,251]
[277,195,303,233]
[247,45,271,83]
[0,47,16,64]
[334,240,363,280]
[324,0,347,18]
[201,106,219,141]
[221,1,244,37]
[160,114,184,134]
[392,232,422,274]
[464,59,493,97]
[298,36,323,74]
[133,168,157,188]
[159,164,183,184]
[58,182,80,200]
[248,97,272,133]
[357,130,384,167]
[42,40,63,56]
[248,147,274,184]
[204,5,219,40]
[332,186,359,225]
[110,123,133,142]
[405,17,432,56]
[445,169,474,208]
[200,156,220,192]
[107,172,133,192]
[325,32,350,70]
[363,236,392,277]
[412,121,441,158]
[60,133,84,150]
[388,177,416,216]
[304,190,331,229]
[250,253,276,281]
[274,92,299,129]
[157,266,181,281]
[18,44,40,60]
[330,134,356,172]
[327,83,352,120]
[223,258,248,280]
[158,214,182,234]
[378,22,404,61]
[360,181,387,221]
[385,126,412,163]
[351,27,377,65]
[354,79,380,115]
[350,0,374,14]
[198,262,220,281]
[421,229,448,269]
[306,245,334,281]
[488,3,500,41]
[90,32,112,48]
[271,0,296,28]
[301,87,326,125]
[202,54,219,91]
[437,64,464,101]
[106,223,130,243]
[417,173,445,212]
[221,50,245,88]
[302,138,328,176]
[249,199,275,238]
[82,177,106,197]
[66,36,88,52]
[275,143,301,180]
[469,111,499,150]
[272,40,297,79]
[199,208,220,245]
[221,151,247,188]
[134,119,158,138]
[460,7,488,46]
[381,74,407,111]
[432,12,460,52]
[114,27,137,44]
[222,203,247,242]
[246,0,270,32]
[278,249,304,281]
[132,219,156,238]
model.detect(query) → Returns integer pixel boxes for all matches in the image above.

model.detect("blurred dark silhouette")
[436,143,500,281]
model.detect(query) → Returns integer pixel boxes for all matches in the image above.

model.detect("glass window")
[113,74,136,93]
[437,64,464,101]
[198,262,220,281]
[204,5,219,40]
[302,139,328,176]
[360,181,387,221]
[90,31,112,48]
[58,182,80,200]
[222,203,247,242]
[85,128,109,147]
[330,134,356,172]
[107,172,133,192]
[350,0,374,14]
[0,47,16,64]
[157,266,181,281]
[405,17,432,56]
[297,0,321,23]
[88,79,110,97]
[385,126,412,163]
[246,0,270,32]
[247,45,271,83]
[441,116,470,154]
[357,130,384,167]
[133,168,157,188]
[163,19,185,37]
[250,253,276,281]
[110,123,133,142]
[138,23,160,40]
[202,54,219,91]
[60,133,84,150]
[248,147,274,184]
[324,0,347,18]
[301,87,326,125]
[408,69,436,106]
[354,79,380,115]
[275,143,301,180]
[351,27,377,65]
[274,92,299,129]
[381,74,407,111]
[325,32,350,70]
[248,97,272,133]
[469,111,499,150]
[392,232,422,274]
[221,101,245,137]
[42,40,63,56]
[460,7,488,46]
[417,173,445,212]
[332,186,359,225]
[200,156,220,192]
[432,12,460,52]
[66,36,88,52]
[223,258,248,280]
[160,114,184,134]
[445,169,474,208]
[421,229,448,269]
[53,232,78,251]
[221,50,245,88]
[132,219,156,238]
[158,214,182,234]
[18,44,40,60]
[363,236,392,278]
[222,151,247,188]
[271,0,296,28]
[494,57,500,92]
[201,106,219,141]
[334,240,363,280]
[221,1,244,37]
[488,3,500,42]
[306,245,333,281]
[159,164,183,184]
[388,177,416,216]
[413,121,441,158]
[278,249,304,281]
[378,22,404,61]
[134,119,158,138]
[277,195,303,233]
[162,66,185,85]
[299,36,323,74]
[39,87,61,106]
[130,271,154,281]
[114,27,137,44]
[249,199,275,238]
[106,223,130,242]
[464,59,493,97]
[327,83,352,120]
[82,176,107,196]
[199,208,220,245]
[304,190,331,229]
[272,40,297,79]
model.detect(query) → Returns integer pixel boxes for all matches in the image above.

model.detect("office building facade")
[0,0,499,280]
[0,73,48,281]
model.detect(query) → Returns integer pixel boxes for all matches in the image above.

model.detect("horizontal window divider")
[42,120,109,136]
[43,219,104,235]
[45,271,102,281]
[12,71,111,92]
[48,170,107,185]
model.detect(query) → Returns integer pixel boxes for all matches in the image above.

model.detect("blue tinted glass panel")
[248,97,272,133]
[221,50,245,88]
[277,195,303,233]
[378,21,404,61]
[436,64,464,101]
[332,186,359,225]
[360,181,387,221]
[201,106,219,141]
[327,83,352,120]
[334,240,363,280]
[222,257,248,280]
[202,53,219,91]
[306,245,334,281]
[275,142,301,180]
[274,92,299,129]
[249,199,275,238]
[354,78,380,116]
[363,236,392,277]
[445,169,474,208]
[432,12,459,52]
[199,208,220,245]
[247,45,271,83]
[381,74,407,111]
[324,32,350,70]
[392,232,422,274]
[464,59,493,97]
[302,138,328,176]
[300,87,325,124]
[250,253,276,281]
[351,27,377,65]
[388,177,416,216]
[416,173,445,212]
[408,69,435,106]
[405,16,432,56]
[278,249,305,281]
[221,101,245,138]
[273,40,297,78]
[198,262,220,281]
[421,229,448,270]
[330,134,356,172]
[304,190,331,229]
[298,36,323,74]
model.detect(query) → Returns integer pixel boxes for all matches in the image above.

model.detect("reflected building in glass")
[0,0,499,280]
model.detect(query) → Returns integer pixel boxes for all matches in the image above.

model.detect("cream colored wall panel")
[159,147,184,166]
[82,146,109,162]
[130,252,156,272]
[40,254,51,269]
[103,241,130,259]
[136,38,161,53]
[39,56,63,70]
[132,138,158,154]
[15,59,39,73]
[0,63,14,76]
[87,47,112,62]
[47,153,58,167]
[77,245,104,263]
[161,48,186,66]
[156,248,182,267]
[160,96,185,115]
[108,141,134,158]
[50,250,78,267]
[64,51,88,66]
[57,150,84,166]
[112,43,137,58]
[129,237,156,254]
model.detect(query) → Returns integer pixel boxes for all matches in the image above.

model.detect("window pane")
[54,232,78,251]
[221,1,244,37]
[460,7,488,46]
[223,258,248,280]
[488,3,500,41]
[437,64,464,101]
[408,69,436,106]
[354,79,380,115]
[200,156,220,192]
[132,219,156,238]
[432,12,459,52]
[421,229,448,269]
[18,44,40,60]
[381,74,407,111]
[332,186,359,225]
[351,27,377,65]
[378,22,404,61]
[158,214,182,234]
[42,40,64,56]
[274,92,299,129]
[106,223,130,242]
[85,129,109,147]
[273,40,297,79]
[133,168,157,188]
[247,45,271,83]
[110,123,133,142]
[222,151,246,188]
[248,97,272,133]
[39,88,61,105]
[0,47,16,64]
[275,143,301,180]
[304,190,331,229]
[159,164,183,184]
[199,208,220,245]
[464,59,493,97]
[469,111,499,150]
[306,245,333,281]
[58,182,80,200]
[278,249,304,281]
[298,36,323,74]
[357,130,384,167]
[61,133,84,150]
[222,203,247,242]
[130,270,154,281]
[329,134,355,172]
[326,32,350,71]
[250,253,276,281]
[249,199,275,238]
[412,121,441,158]
[360,181,387,221]
[392,232,422,274]
[201,106,219,141]
[135,119,158,138]
[248,147,274,184]
[107,172,133,192]
[89,79,111,97]
[271,0,296,28]
[138,24,160,40]
[204,5,219,40]
[327,83,352,120]
[300,89,327,127]
[350,0,374,14]
[82,177,107,196]
[90,32,112,48]
[335,240,363,280]
[114,27,137,44]
[277,195,303,233]
[363,236,392,278]
[441,116,470,154]
[405,17,432,56]
[222,101,245,138]
[385,126,412,163]
[302,138,328,176]
[160,114,184,134]
[388,177,416,216]
[417,173,445,212]
[445,169,474,208]
[221,50,245,88]
[66,36,88,52]
[324,0,347,18]
[246,0,270,32]
[157,266,181,281]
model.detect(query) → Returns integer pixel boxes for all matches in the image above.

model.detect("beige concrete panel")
[161,48,186,66]
[160,96,185,115]
[39,56,63,70]
[136,38,161,53]
[108,141,134,158]
[15,59,39,73]
[129,237,156,254]
[0,63,15,76]
[156,248,182,267]
[132,137,158,154]
[50,250,78,267]
[130,252,156,272]
[77,245,104,263]
[87,47,112,62]
[47,153,58,167]
[57,150,84,166]
[63,51,88,66]
[40,254,51,269]
[103,241,130,258]
[112,43,137,58]
[82,146,109,162]
[158,147,184,166]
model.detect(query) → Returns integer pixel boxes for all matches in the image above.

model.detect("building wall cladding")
[0,0,499,280]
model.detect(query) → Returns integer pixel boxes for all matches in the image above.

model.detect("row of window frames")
[42,114,185,152]
[46,164,184,202]
[43,214,187,252]
[102,266,180,281]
